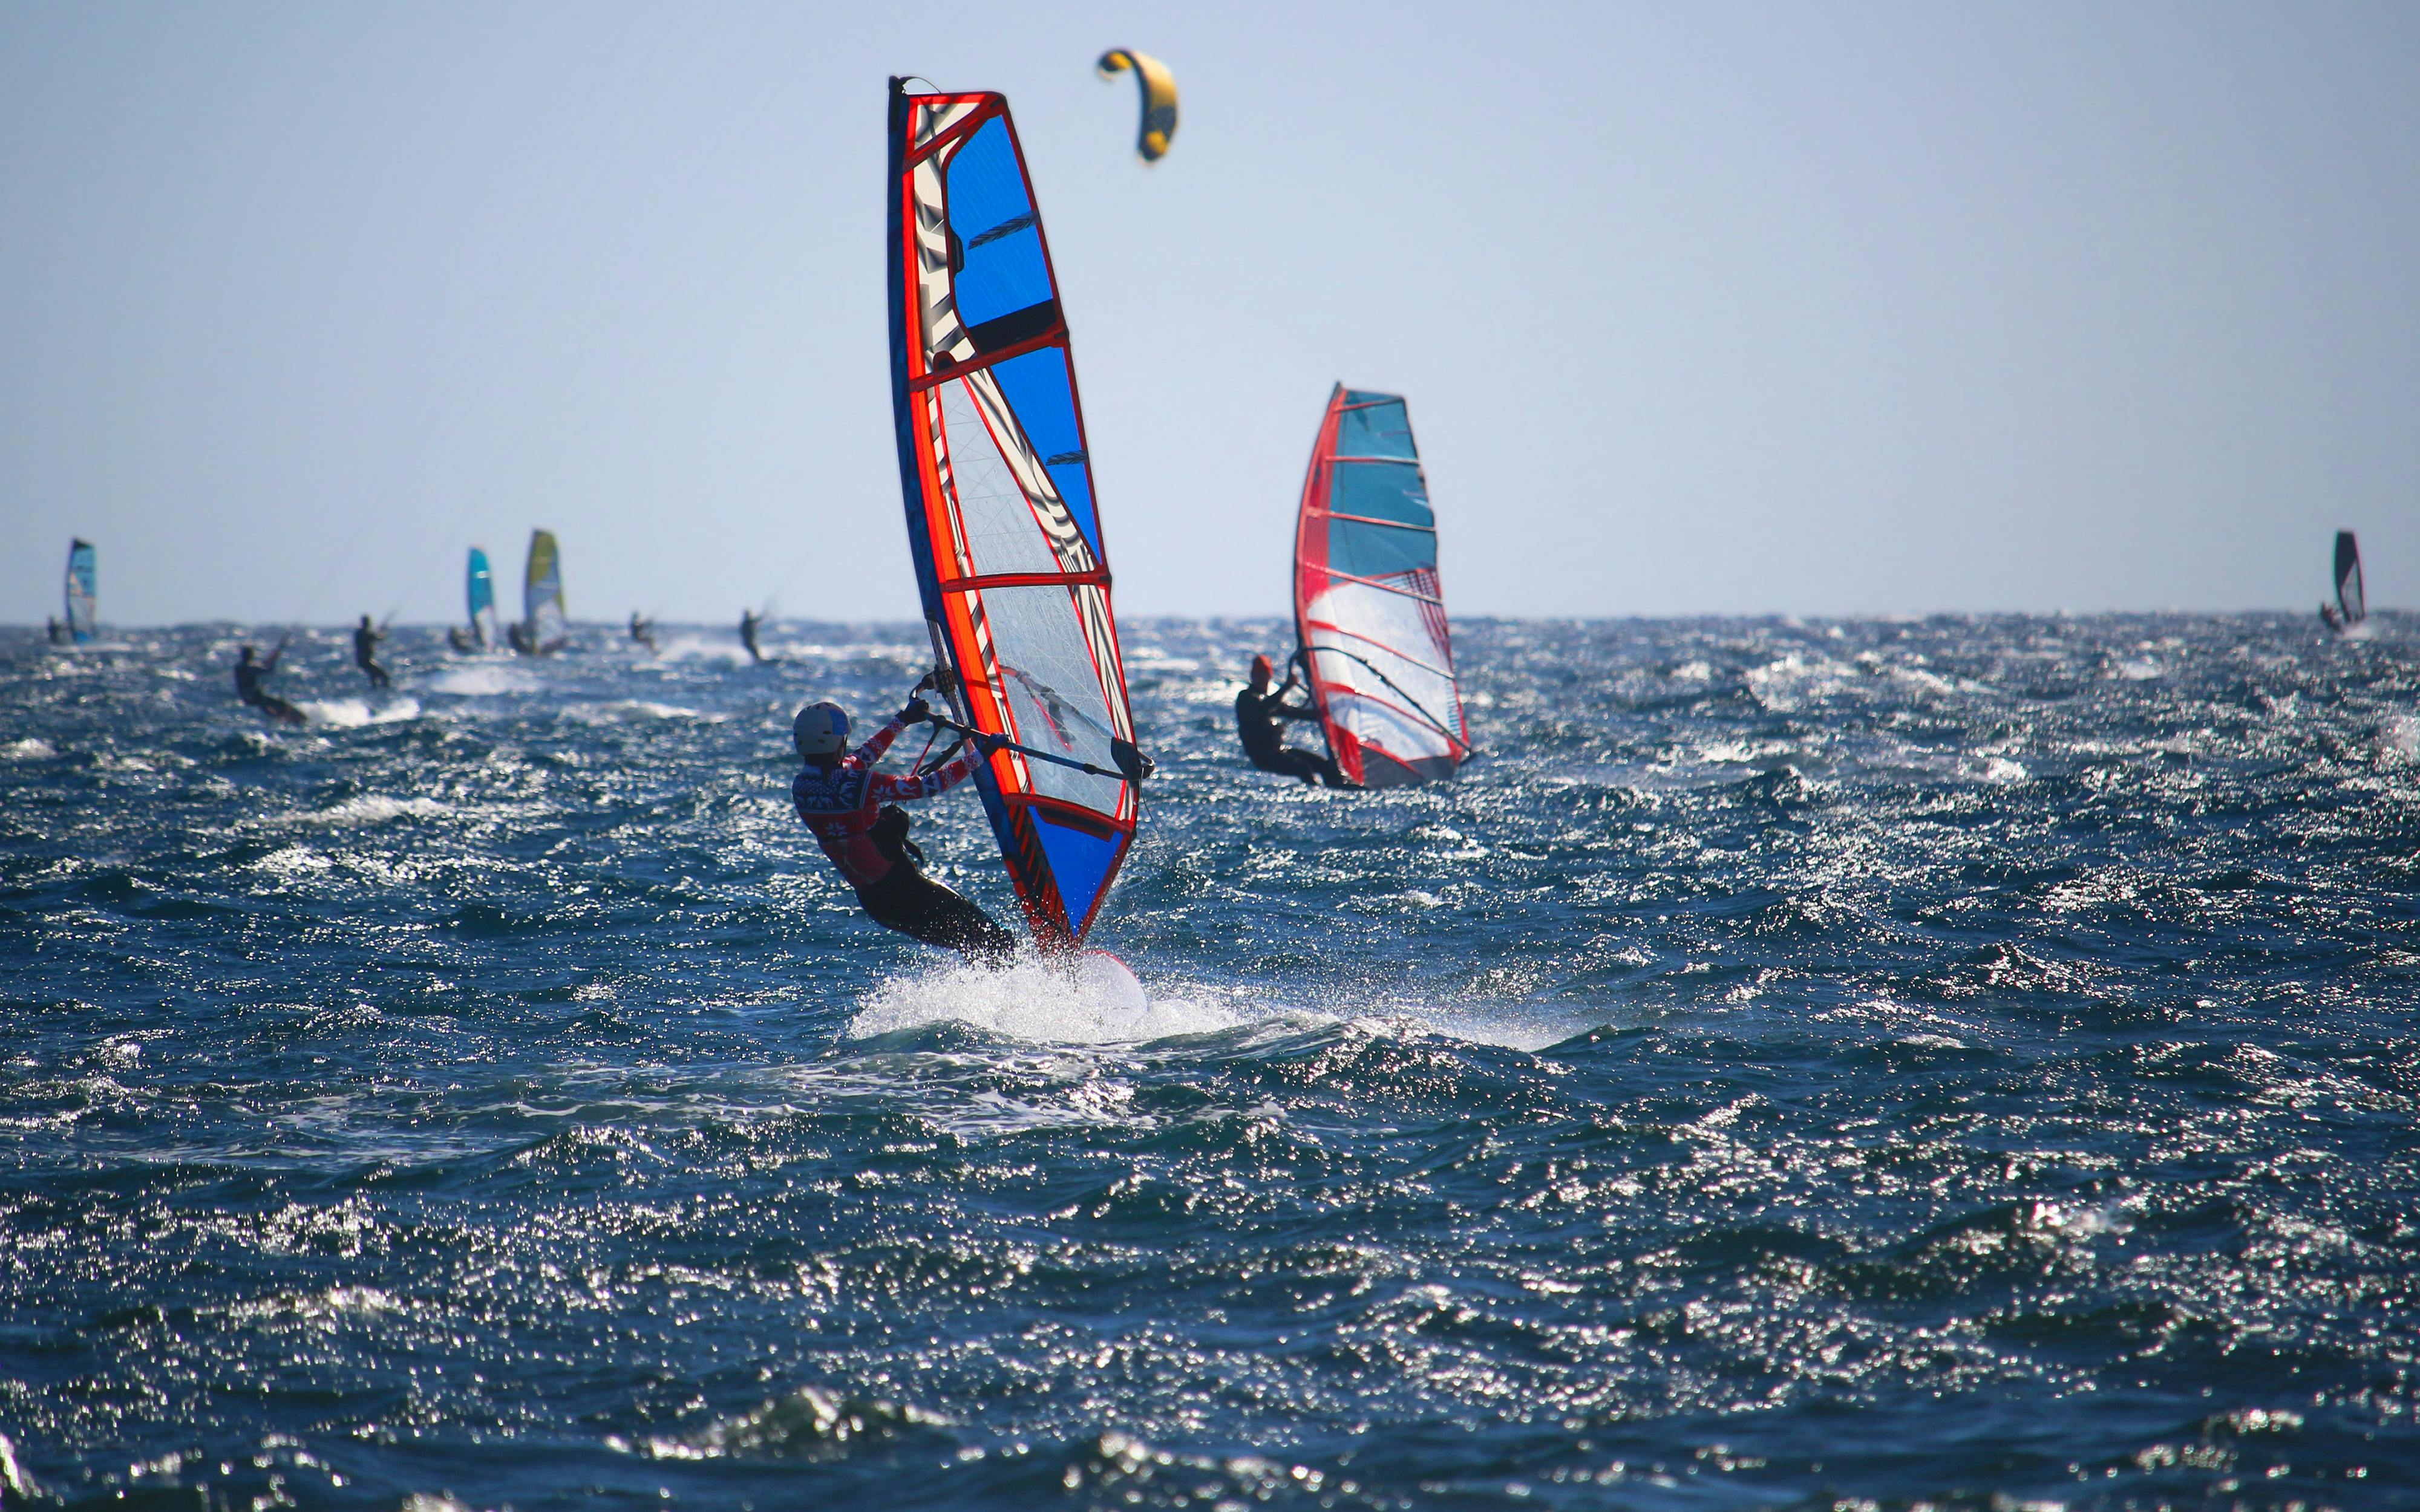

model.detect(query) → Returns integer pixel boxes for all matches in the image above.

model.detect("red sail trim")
[937,569,1109,592]
[1313,675,1468,751]
[911,328,1068,391]
[1312,566,1445,605]
[904,99,1000,168]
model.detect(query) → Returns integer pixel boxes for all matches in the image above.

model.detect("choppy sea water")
[3,614,2417,1511]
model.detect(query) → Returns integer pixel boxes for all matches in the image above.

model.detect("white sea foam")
[1,738,54,760]
[426,663,535,696]
[2382,715,2420,761]
[2114,659,2162,680]
[655,635,760,666]
[849,953,1238,1044]
[564,700,709,723]
[296,697,421,728]
[298,795,449,826]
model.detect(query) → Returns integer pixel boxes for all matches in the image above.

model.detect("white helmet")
[792,701,849,758]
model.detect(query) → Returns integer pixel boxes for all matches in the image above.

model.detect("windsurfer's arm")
[849,717,909,767]
[869,748,978,803]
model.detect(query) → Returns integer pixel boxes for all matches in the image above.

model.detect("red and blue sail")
[1293,386,1473,788]
[886,80,1141,951]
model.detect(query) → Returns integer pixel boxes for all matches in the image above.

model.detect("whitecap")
[298,795,449,826]
[849,953,1235,1044]
[426,663,536,696]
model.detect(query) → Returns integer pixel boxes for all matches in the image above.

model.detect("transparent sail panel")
[973,584,1125,815]
[940,379,1065,578]
[1305,579,1462,764]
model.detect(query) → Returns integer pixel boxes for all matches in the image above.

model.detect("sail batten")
[62,539,96,645]
[888,79,1140,951]
[1293,386,1471,789]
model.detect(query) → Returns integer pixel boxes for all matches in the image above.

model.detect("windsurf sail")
[2335,530,2366,625]
[887,78,1144,952]
[523,529,567,653]
[62,539,96,645]
[1293,385,1473,788]
[465,547,499,647]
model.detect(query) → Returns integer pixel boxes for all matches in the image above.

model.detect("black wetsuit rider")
[1235,653,1341,786]
[235,645,306,725]
[630,611,656,651]
[45,618,61,645]
[352,616,391,688]
[740,610,766,663]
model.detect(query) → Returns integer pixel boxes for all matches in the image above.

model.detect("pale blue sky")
[4,3,2416,625]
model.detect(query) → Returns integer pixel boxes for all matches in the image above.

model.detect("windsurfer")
[740,609,767,663]
[352,615,391,688]
[45,617,61,645]
[630,611,656,651]
[1236,653,1341,786]
[789,676,1015,963]
[235,644,306,726]
[506,621,533,656]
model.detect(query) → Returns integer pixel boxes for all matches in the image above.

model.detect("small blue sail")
[63,539,97,645]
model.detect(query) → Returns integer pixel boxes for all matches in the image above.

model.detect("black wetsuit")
[630,614,655,651]
[236,653,305,725]
[1236,682,1339,786]
[353,624,390,688]
[740,613,765,663]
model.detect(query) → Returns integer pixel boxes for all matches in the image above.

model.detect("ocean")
[2,613,2415,1510]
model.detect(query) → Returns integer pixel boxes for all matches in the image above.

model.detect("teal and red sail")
[885,80,1141,951]
[1293,386,1473,788]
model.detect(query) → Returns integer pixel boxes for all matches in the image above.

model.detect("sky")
[3,2,2417,627]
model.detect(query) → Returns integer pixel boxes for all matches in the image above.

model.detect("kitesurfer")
[789,676,1016,963]
[352,615,391,688]
[1236,653,1341,786]
[234,644,306,726]
[629,611,656,651]
[740,609,767,663]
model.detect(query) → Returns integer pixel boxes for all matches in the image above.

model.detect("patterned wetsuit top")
[791,716,979,888]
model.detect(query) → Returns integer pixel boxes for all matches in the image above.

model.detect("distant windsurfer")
[740,609,767,663]
[235,644,306,726]
[789,675,1015,963]
[506,621,533,656]
[2321,602,2346,634]
[352,615,391,689]
[1236,653,1341,786]
[629,611,656,651]
[45,617,62,645]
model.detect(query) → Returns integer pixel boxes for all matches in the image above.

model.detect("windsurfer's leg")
[858,867,1016,965]
[1251,748,1329,784]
